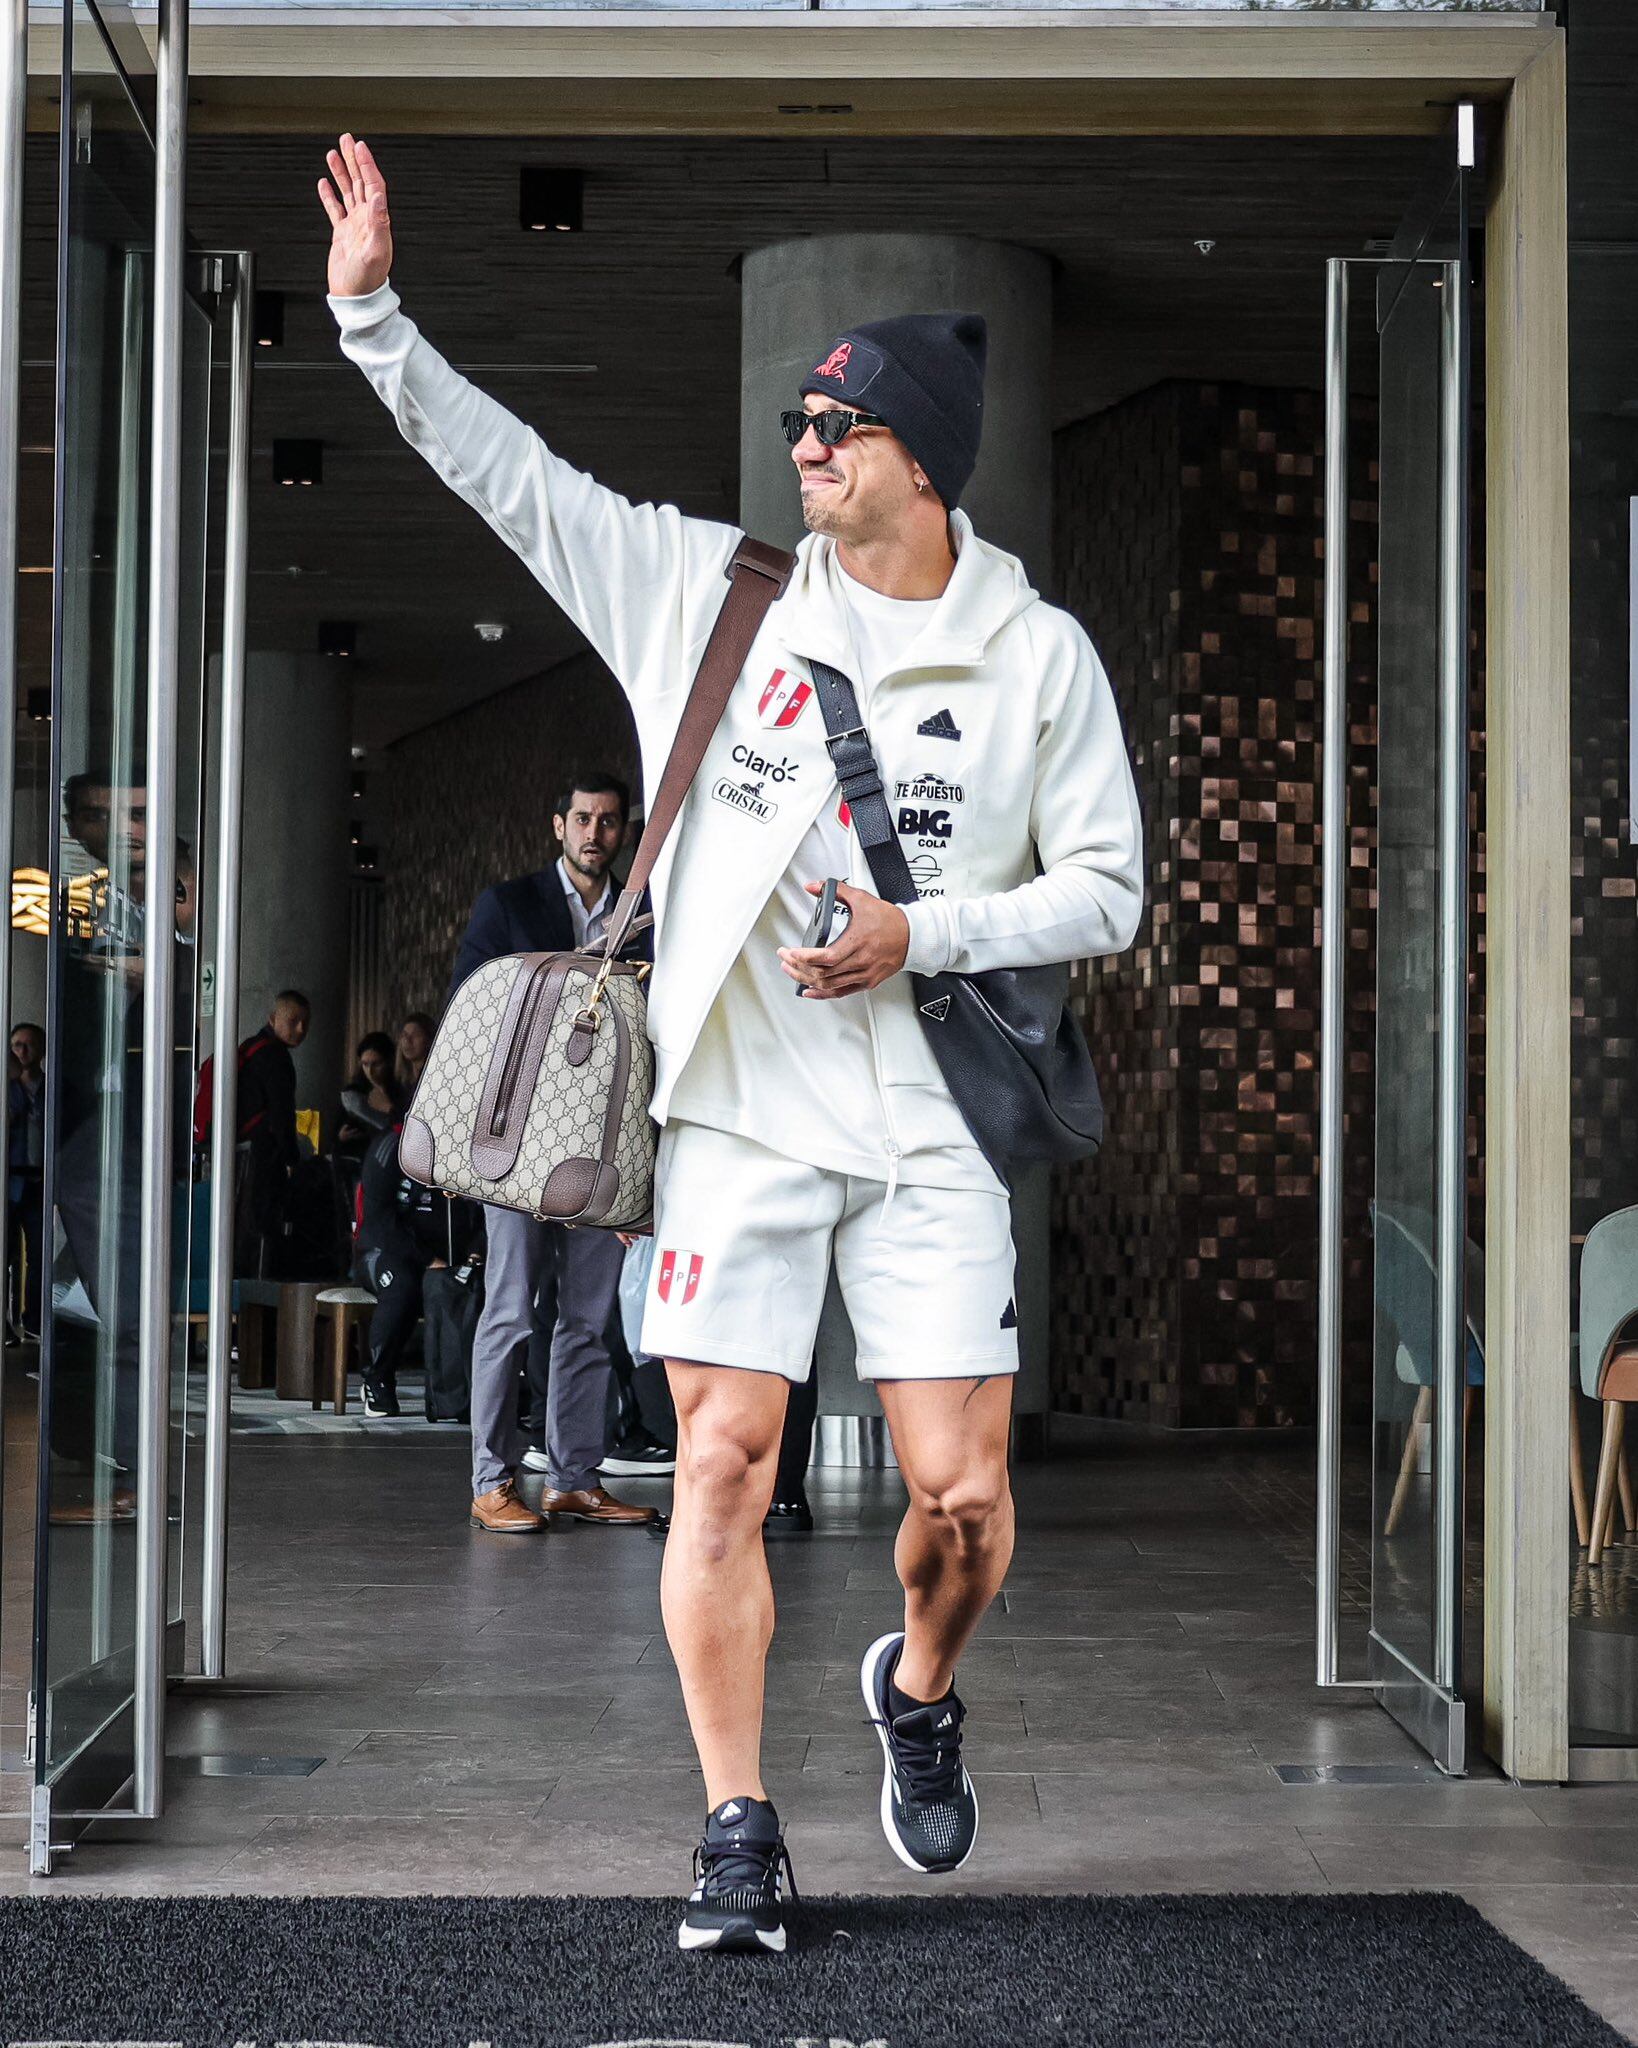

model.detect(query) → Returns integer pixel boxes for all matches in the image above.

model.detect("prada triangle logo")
[917,707,962,742]
[920,994,952,1022]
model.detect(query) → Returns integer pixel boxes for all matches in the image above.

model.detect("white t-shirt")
[668,563,998,1192]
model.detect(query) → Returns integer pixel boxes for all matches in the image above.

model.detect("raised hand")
[318,133,393,299]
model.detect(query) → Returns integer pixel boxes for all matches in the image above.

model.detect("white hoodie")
[330,283,1145,1187]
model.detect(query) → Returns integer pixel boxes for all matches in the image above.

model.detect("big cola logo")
[894,774,963,848]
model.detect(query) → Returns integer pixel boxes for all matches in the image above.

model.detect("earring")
[915,477,927,495]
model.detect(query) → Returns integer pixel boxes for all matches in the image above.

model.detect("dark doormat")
[0,1892,1623,2048]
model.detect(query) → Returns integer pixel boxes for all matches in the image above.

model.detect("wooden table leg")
[332,1308,351,1415]
[237,1304,269,1389]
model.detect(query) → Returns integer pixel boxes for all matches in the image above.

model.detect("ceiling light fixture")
[520,167,584,234]
[318,619,356,659]
[254,289,285,349]
[474,621,508,644]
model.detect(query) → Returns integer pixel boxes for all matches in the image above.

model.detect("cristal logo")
[712,778,777,823]
[812,340,853,382]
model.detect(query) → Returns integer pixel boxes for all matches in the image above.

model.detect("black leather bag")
[810,658,1103,1184]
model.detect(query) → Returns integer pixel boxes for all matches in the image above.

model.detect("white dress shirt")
[558,854,614,951]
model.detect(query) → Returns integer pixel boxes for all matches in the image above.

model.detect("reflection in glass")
[32,3,216,1798]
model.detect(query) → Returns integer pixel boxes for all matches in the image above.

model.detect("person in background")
[338,1030,403,1154]
[453,773,659,1534]
[237,991,311,1245]
[395,1012,435,1098]
[7,1023,45,1341]
[353,1115,477,1418]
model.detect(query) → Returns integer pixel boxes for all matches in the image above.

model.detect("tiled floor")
[4,1384,1638,2040]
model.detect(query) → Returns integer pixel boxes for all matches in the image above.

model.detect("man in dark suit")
[457,771,662,1534]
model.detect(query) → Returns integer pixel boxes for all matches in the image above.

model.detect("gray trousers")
[470,1205,625,1496]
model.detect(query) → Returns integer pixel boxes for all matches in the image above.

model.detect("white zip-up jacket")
[331,283,1145,1154]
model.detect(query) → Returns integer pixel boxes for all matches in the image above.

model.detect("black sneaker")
[599,1435,677,1477]
[679,1796,796,1953]
[763,1496,815,1538]
[361,1382,400,1419]
[860,1630,978,1874]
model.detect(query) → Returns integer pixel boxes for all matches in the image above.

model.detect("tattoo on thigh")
[962,1376,993,1409]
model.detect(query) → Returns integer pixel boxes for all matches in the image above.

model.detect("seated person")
[337,1031,404,1155]
[354,1118,478,1418]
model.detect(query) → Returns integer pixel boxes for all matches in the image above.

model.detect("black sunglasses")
[780,407,887,448]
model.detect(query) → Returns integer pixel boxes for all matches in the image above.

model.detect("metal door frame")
[1315,109,1476,1777]
[15,0,249,1865]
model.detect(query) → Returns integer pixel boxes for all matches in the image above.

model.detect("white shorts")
[640,1121,1020,1384]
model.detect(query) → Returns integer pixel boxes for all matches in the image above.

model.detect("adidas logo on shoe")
[719,1802,743,1821]
[917,708,962,741]
[936,1712,954,1730]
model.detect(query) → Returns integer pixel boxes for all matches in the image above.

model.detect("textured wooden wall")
[376,650,637,1025]
[1052,380,1381,1429]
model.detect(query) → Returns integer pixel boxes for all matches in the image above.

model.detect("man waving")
[321,134,1142,1954]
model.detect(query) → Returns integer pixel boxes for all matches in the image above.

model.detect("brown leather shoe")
[470,1479,546,1534]
[50,1487,137,1526]
[539,1484,656,1527]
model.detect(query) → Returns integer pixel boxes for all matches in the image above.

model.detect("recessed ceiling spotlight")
[1194,239,1217,256]
[273,437,322,487]
[520,167,583,234]
[474,621,508,644]
[318,619,356,659]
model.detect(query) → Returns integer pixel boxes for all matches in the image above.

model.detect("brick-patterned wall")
[1050,377,1488,1429]
[377,650,636,1023]
[1050,381,1384,1429]
[1050,386,1187,1424]
[1571,416,1638,1233]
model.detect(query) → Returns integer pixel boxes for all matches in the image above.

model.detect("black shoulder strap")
[809,658,919,909]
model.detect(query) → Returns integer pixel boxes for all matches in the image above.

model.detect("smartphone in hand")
[794,878,849,997]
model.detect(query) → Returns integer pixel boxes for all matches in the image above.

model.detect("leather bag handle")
[600,536,795,964]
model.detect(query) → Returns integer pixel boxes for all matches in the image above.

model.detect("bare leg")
[875,1376,1016,1702]
[662,1360,791,1807]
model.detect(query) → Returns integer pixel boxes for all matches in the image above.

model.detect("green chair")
[1574,1205,1638,1563]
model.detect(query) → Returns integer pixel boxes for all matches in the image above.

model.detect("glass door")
[27,0,211,1872]
[1316,110,1477,1775]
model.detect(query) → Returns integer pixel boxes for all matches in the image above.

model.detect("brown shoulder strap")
[600,535,795,961]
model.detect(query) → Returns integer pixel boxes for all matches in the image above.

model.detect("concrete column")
[739,232,1054,586]
[234,651,353,1118]
[740,233,1055,1438]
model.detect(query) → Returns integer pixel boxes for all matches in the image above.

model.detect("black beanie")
[799,311,987,510]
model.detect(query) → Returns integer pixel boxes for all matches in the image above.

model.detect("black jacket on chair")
[449,864,653,1006]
